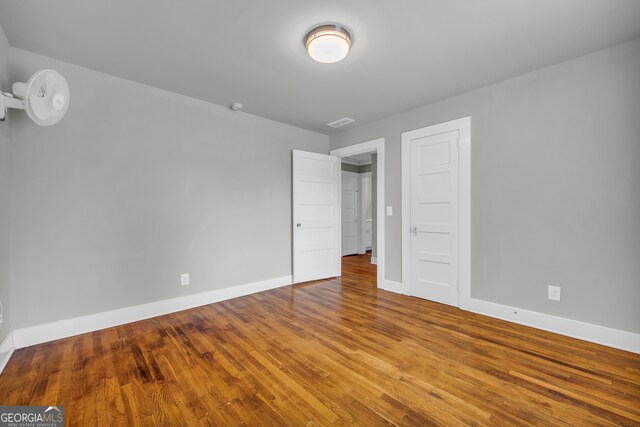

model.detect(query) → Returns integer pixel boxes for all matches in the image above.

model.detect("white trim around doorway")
[330,138,386,290]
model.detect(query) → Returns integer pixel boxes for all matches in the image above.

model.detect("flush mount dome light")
[305,24,352,63]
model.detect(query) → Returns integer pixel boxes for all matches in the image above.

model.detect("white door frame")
[330,138,385,289]
[401,117,471,307]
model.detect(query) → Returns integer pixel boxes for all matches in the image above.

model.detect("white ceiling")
[1,1,639,134]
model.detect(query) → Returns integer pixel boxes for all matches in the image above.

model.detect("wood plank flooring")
[1,253,639,425]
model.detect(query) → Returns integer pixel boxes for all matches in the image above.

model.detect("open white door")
[293,150,341,283]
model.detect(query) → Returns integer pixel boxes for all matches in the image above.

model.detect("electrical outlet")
[180,273,190,286]
[548,285,561,301]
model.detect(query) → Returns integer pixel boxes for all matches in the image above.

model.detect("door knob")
[296,223,302,228]
[409,226,417,236]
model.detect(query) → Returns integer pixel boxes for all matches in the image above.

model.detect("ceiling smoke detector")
[230,102,244,112]
[327,117,355,128]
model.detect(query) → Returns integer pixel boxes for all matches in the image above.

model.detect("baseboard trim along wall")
[370,257,377,265]
[12,275,293,350]
[461,297,640,354]
[0,331,15,375]
[382,280,408,295]
[5,273,638,375]
[379,282,639,354]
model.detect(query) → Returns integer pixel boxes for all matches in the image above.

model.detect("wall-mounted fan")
[0,69,70,126]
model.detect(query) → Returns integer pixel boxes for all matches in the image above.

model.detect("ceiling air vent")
[327,117,355,128]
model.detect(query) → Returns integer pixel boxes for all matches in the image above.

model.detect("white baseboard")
[379,280,639,354]
[461,297,640,354]
[13,275,292,349]
[381,280,409,295]
[370,257,377,265]
[0,331,15,375]
[9,274,639,357]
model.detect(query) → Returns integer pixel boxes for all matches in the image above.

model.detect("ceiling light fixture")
[305,24,352,64]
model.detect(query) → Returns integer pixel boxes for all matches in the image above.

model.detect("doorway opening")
[330,138,385,290]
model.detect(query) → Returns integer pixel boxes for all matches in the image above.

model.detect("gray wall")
[359,164,372,174]
[0,24,11,343]
[341,163,371,174]
[9,47,329,329]
[331,39,640,333]
[341,162,361,173]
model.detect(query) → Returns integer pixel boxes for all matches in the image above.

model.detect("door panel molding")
[402,117,471,307]
[360,172,372,253]
[341,171,360,256]
[293,150,341,283]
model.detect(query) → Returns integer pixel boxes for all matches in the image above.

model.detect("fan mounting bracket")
[0,91,26,121]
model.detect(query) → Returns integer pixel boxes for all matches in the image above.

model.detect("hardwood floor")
[1,253,639,426]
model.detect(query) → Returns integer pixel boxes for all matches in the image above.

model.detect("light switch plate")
[386,206,393,216]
